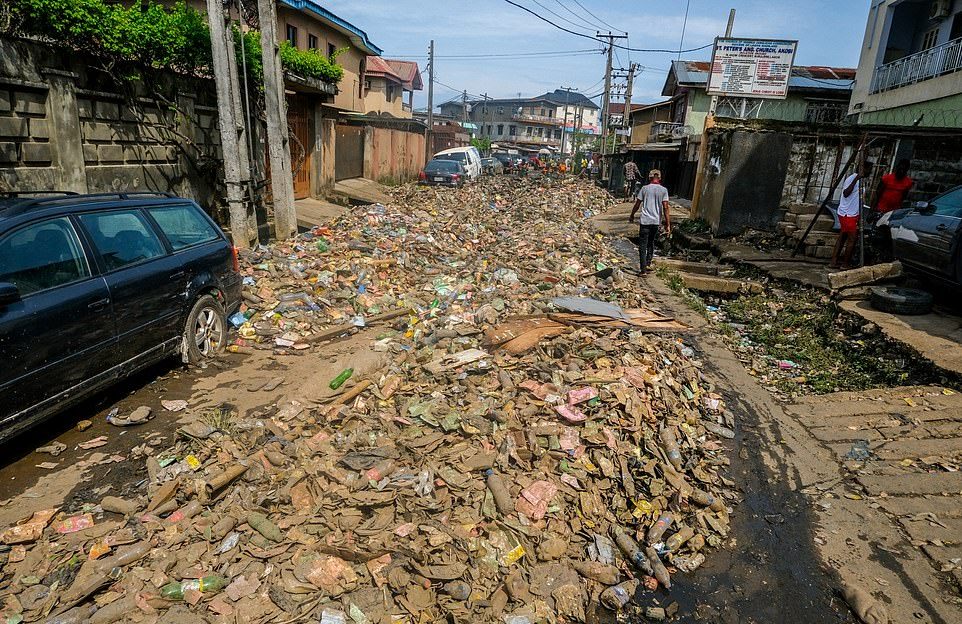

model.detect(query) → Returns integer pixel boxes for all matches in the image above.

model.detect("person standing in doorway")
[628,169,671,274]
[623,160,641,199]
[874,159,913,214]
[831,164,862,269]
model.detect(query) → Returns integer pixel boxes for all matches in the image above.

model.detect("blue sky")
[323,0,871,109]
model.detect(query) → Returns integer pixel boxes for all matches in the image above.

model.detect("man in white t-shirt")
[628,169,671,273]
[831,164,862,269]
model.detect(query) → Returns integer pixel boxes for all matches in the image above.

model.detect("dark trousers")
[638,224,658,270]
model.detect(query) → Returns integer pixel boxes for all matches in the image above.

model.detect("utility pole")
[462,90,468,125]
[257,0,296,239]
[205,0,253,247]
[597,32,628,180]
[425,40,434,162]
[559,86,574,155]
[623,63,636,131]
[691,9,735,219]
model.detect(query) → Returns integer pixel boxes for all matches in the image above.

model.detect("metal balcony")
[511,113,563,126]
[871,36,962,93]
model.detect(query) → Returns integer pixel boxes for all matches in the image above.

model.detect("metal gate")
[287,96,312,199]
[335,124,364,181]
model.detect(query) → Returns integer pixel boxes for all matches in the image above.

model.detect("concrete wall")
[362,124,424,185]
[0,37,220,214]
[699,129,793,236]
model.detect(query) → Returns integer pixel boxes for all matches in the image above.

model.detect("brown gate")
[287,96,311,199]
[335,124,364,181]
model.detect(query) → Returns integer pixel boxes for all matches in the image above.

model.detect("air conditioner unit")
[930,0,950,20]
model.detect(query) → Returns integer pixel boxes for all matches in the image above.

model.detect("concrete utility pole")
[205,0,253,247]
[692,8,735,219]
[257,0,296,239]
[597,32,627,179]
[623,63,636,131]
[425,40,434,162]
[560,86,574,155]
[462,90,468,125]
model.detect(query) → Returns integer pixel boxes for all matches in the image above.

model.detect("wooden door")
[287,96,311,199]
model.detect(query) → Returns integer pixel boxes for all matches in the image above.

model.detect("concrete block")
[828,261,902,290]
[783,212,798,225]
[83,143,98,163]
[77,98,94,119]
[98,144,125,163]
[21,142,52,163]
[122,144,145,161]
[812,245,834,260]
[796,214,835,232]
[95,100,121,120]
[0,117,29,138]
[29,118,50,139]
[13,90,46,115]
[146,144,168,161]
[0,142,17,163]
[788,203,820,215]
[82,121,113,142]
[679,273,763,295]
[0,91,10,112]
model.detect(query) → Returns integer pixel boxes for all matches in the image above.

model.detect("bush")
[8,0,345,85]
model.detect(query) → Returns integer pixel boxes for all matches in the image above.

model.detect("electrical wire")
[524,0,596,34]
[392,49,603,60]
[503,0,713,53]
[552,0,606,31]
[678,0,691,60]
[570,0,624,34]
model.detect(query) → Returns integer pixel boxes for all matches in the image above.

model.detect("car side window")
[0,217,90,296]
[78,210,166,271]
[932,188,962,218]
[147,204,220,251]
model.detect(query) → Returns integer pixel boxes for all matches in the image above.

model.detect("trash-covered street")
[0,178,853,623]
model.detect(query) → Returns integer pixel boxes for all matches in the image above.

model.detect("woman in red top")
[875,159,914,213]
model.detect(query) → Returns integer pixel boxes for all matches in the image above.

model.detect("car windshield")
[930,186,962,217]
[435,152,467,163]
[426,160,461,173]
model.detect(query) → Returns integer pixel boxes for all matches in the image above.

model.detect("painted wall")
[362,125,425,185]
[364,76,406,117]
[276,6,365,112]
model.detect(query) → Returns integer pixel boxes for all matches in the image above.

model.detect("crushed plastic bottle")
[160,574,227,600]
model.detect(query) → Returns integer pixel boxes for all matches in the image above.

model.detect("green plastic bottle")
[160,575,228,600]
[329,368,354,390]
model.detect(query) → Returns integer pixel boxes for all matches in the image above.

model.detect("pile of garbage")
[0,178,738,623]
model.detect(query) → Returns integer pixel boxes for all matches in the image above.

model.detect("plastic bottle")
[572,561,621,585]
[160,575,227,600]
[600,579,639,610]
[665,526,695,552]
[659,427,684,471]
[329,368,354,390]
[645,546,671,589]
[703,421,735,439]
[647,514,674,544]
[486,473,514,515]
[611,525,653,575]
[227,345,253,354]
[690,488,725,512]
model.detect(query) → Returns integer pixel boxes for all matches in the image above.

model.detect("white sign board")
[708,38,798,99]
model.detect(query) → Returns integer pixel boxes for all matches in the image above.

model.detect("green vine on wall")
[5,0,345,84]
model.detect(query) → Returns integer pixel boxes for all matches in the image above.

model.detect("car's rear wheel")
[869,286,933,315]
[184,295,227,363]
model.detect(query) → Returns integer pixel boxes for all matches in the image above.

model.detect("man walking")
[623,160,641,199]
[831,164,862,269]
[629,169,671,273]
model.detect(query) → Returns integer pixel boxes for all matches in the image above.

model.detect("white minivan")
[433,147,482,181]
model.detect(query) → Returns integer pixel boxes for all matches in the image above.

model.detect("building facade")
[438,89,599,154]
[850,0,962,127]
[363,57,422,118]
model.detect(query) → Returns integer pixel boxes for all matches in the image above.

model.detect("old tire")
[184,295,227,364]
[869,286,933,315]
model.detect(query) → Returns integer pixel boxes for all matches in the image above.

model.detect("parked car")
[418,159,466,187]
[878,184,962,285]
[433,147,482,180]
[481,157,504,175]
[492,153,515,172]
[0,191,242,442]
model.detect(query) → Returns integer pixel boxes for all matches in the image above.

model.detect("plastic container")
[329,368,354,390]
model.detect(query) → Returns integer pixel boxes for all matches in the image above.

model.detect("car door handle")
[88,298,110,311]
[936,223,948,231]
[169,271,186,280]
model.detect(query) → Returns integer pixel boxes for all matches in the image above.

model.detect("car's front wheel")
[184,295,227,364]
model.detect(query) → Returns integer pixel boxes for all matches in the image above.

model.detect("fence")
[871,36,962,93]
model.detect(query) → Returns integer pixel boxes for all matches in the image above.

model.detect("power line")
[552,0,604,31]
[524,0,596,35]
[503,0,714,53]
[392,49,603,60]
[570,0,623,34]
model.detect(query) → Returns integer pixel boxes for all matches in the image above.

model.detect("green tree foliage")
[8,0,344,84]
[470,136,491,153]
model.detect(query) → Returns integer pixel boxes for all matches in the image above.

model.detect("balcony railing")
[871,36,962,93]
[648,122,683,142]
[512,113,563,125]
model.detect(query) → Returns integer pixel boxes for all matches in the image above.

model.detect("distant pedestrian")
[623,160,641,199]
[831,163,862,269]
[629,169,671,273]
[874,158,913,214]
